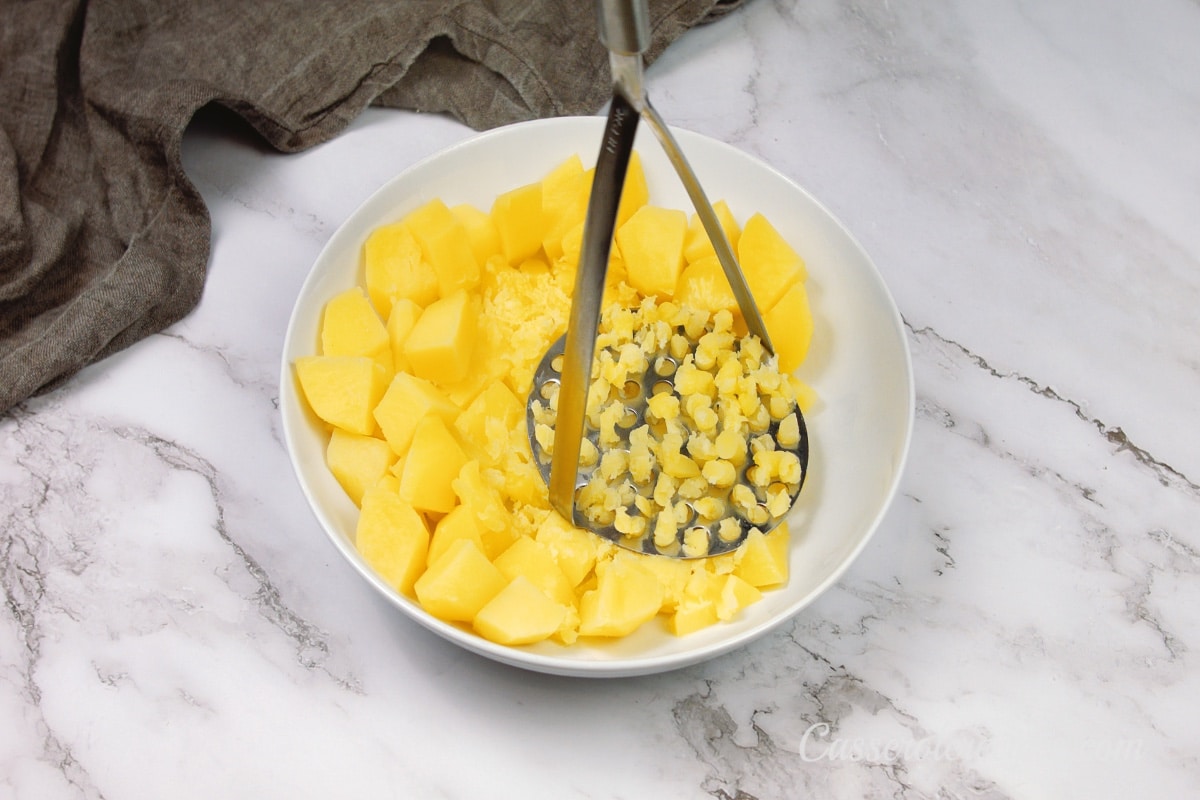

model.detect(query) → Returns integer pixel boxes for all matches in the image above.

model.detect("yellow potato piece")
[491,180,544,265]
[326,428,396,506]
[493,537,576,608]
[404,198,481,297]
[320,287,393,375]
[616,151,648,228]
[578,553,664,638]
[363,221,439,314]
[738,212,806,312]
[534,512,601,588]
[451,203,501,270]
[356,485,430,597]
[682,200,741,264]
[764,280,814,373]
[399,414,469,515]
[734,524,791,588]
[295,355,388,436]
[616,204,687,299]
[426,504,487,569]
[453,380,523,465]
[675,255,740,316]
[385,298,422,373]
[540,155,589,262]
[474,575,568,646]
[403,288,479,386]
[415,538,506,622]
[373,372,459,457]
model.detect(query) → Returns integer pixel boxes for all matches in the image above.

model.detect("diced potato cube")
[616,151,648,228]
[682,200,741,264]
[295,355,388,436]
[454,380,523,464]
[474,575,569,646]
[541,156,589,261]
[734,524,791,588]
[326,428,396,506]
[355,485,430,597]
[414,538,506,622]
[385,298,422,373]
[491,180,544,265]
[451,461,518,556]
[403,289,479,386]
[668,600,720,636]
[426,504,487,569]
[737,212,806,312]
[320,287,393,374]
[451,204,501,270]
[764,280,813,373]
[404,198,481,297]
[493,537,576,607]
[675,256,739,316]
[714,573,762,620]
[398,415,469,514]
[616,204,687,299]
[637,556,693,613]
[363,221,439,314]
[373,372,459,457]
[534,512,600,588]
[577,553,664,637]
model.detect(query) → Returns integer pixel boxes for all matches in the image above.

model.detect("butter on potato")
[295,151,812,647]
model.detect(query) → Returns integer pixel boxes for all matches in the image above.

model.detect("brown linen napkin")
[0,0,743,416]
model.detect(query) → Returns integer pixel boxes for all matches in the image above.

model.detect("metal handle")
[548,92,642,521]
[596,0,649,55]
[640,102,776,354]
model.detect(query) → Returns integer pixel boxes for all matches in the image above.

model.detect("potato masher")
[526,0,808,557]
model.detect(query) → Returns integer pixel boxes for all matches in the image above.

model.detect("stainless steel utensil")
[527,0,807,557]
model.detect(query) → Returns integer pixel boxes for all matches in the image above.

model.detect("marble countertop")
[4,0,1198,797]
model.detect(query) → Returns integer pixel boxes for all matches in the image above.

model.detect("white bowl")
[280,116,914,677]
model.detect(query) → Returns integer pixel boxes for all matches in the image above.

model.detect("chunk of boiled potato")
[616,204,687,299]
[415,538,507,622]
[715,573,762,620]
[473,575,568,646]
[404,198,481,297]
[492,536,576,607]
[453,380,523,464]
[764,280,813,373]
[734,524,791,588]
[674,255,739,316]
[737,212,806,312]
[616,151,649,228]
[540,155,590,262]
[326,428,396,506]
[491,180,544,265]
[426,503,487,569]
[534,511,601,588]
[682,200,741,265]
[364,221,439,315]
[398,414,469,515]
[578,552,664,637]
[385,298,422,373]
[295,355,388,436]
[451,460,519,557]
[373,372,459,456]
[355,485,430,597]
[451,203,502,270]
[402,288,479,386]
[320,287,393,374]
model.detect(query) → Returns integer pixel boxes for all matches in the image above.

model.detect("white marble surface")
[3,0,1198,796]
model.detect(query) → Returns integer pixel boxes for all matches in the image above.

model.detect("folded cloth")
[0,0,743,415]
